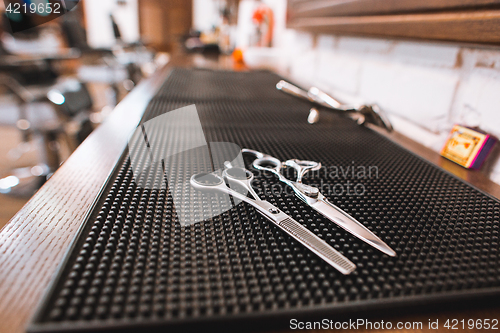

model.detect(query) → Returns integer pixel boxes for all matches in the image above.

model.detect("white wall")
[192,0,221,32]
[280,32,500,184]
[83,0,140,48]
[263,1,500,185]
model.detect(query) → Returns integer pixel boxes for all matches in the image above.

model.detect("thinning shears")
[242,148,396,257]
[190,166,356,275]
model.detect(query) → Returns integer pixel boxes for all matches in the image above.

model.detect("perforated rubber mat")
[30,68,500,332]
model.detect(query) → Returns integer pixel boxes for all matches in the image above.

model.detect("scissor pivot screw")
[269,208,279,214]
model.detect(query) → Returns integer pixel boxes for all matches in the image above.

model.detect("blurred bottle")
[252,2,274,47]
[219,7,232,54]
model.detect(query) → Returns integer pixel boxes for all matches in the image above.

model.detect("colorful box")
[441,125,496,169]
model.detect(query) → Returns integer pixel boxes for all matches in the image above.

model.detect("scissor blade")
[255,200,356,275]
[277,216,356,275]
[311,199,396,257]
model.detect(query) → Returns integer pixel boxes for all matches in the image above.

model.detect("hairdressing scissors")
[276,80,393,131]
[242,148,396,257]
[190,166,356,275]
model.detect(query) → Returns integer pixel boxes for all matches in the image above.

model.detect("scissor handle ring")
[241,148,266,159]
[223,167,254,181]
[190,172,224,188]
[287,159,321,170]
[252,156,282,173]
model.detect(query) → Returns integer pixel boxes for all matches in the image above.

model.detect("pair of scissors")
[242,148,396,257]
[190,166,356,275]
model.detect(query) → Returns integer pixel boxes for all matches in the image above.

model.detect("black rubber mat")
[30,68,500,332]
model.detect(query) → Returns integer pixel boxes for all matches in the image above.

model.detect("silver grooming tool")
[190,167,356,275]
[242,148,396,257]
[276,80,393,131]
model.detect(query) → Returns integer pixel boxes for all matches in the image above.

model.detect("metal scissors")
[242,148,396,257]
[190,166,356,275]
[276,80,393,131]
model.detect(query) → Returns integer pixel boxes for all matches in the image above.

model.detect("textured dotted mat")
[30,68,500,332]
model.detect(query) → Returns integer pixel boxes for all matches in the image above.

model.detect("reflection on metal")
[47,90,66,105]
[0,176,20,193]
[191,166,356,275]
[307,107,320,124]
[243,148,396,257]
[277,80,393,131]
[0,164,49,196]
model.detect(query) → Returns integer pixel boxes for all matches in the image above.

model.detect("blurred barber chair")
[0,12,95,196]
[0,74,94,197]
[60,12,155,104]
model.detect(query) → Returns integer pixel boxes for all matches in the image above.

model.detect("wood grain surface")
[290,0,500,17]
[0,65,169,333]
[0,54,499,333]
[288,10,500,44]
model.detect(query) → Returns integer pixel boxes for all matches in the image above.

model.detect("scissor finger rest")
[284,159,321,183]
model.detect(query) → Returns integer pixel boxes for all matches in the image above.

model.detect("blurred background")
[2,0,500,229]
[0,0,288,228]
